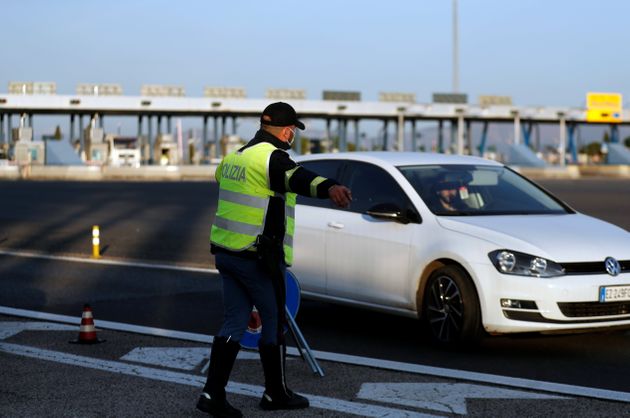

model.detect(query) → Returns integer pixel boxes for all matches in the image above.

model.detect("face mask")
[288,128,296,146]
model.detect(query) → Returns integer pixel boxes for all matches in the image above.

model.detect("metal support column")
[610,124,620,143]
[29,113,34,141]
[438,120,444,153]
[382,120,389,151]
[567,123,578,164]
[343,119,349,151]
[231,116,237,135]
[167,116,172,134]
[522,122,533,147]
[202,116,208,160]
[157,116,163,135]
[397,112,405,152]
[78,115,85,157]
[294,129,301,154]
[326,119,332,151]
[213,116,220,159]
[450,120,456,152]
[465,120,472,155]
[513,112,521,145]
[558,113,566,167]
[456,113,465,155]
[8,114,13,143]
[98,114,104,129]
[137,115,143,141]
[148,116,154,164]
[354,119,360,151]
[0,113,4,144]
[478,121,489,156]
[411,119,417,152]
[337,119,345,152]
[221,116,227,141]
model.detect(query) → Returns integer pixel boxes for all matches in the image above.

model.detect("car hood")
[436,213,630,262]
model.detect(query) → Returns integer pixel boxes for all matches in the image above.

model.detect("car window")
[341,161,420,222]
[398,164,573,216]
[296,160,343,208]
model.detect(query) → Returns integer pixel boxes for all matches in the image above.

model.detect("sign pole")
[285,306,324,377]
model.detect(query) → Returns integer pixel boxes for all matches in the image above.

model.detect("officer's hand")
[328,185,352,208]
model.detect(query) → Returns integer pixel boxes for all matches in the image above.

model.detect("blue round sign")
[240,270,301,349]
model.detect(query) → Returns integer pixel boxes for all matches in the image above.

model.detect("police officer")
[197,102,352,417]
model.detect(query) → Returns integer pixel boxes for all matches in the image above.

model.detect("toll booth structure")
[107,135,141,168]
[12,114,45,165]
[154,133,180,166]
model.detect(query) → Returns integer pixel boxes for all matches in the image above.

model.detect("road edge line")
[1,305,629,403]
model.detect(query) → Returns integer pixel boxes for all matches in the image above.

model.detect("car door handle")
[327,221,344,229]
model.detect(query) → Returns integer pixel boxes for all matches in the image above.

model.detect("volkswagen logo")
[605,257,621,277]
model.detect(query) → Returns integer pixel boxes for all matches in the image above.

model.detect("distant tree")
[579,141,602,156]
[53,125,63,140]
[624,136,630,147]
[602,131,610,143]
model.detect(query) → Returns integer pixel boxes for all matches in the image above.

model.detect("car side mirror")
[366,203,410,224]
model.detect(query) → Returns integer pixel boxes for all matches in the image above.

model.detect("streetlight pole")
[452,0,459,93]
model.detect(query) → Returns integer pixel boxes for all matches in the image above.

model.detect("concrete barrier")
[0,165,218,181]
[511,165,581,179]
[0,165,20,180]
[0,163,628,181]
[29,165,103,180]
[578,165,630,178]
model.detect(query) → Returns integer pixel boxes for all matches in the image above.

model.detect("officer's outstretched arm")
[328,185,352,208]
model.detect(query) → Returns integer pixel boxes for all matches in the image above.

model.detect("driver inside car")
[434,175,470,212]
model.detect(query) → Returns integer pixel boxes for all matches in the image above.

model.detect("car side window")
[296,160,343,209]
[341,161,420,222]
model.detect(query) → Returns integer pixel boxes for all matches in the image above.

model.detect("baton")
[285,306,324,377]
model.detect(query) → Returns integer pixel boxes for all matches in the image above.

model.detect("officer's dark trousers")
[215,251,284,345]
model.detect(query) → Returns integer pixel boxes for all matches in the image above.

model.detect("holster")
[255,234,287,343]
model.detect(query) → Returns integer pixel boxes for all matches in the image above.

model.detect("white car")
[292,152,630,345]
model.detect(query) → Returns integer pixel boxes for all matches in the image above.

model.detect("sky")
[2,0,630,142]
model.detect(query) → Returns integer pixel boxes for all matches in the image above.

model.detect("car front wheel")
[422,265,483,345]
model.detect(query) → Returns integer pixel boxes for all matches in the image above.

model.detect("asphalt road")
[0,178,629,400]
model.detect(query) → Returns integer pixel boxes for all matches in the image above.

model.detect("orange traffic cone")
[70,304,105,344]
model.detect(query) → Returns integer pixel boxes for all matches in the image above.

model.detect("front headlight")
[488,250,565,278]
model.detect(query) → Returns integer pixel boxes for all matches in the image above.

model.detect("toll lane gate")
[2,316,630,418]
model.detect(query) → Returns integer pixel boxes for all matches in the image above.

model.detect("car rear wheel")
[423,265,483,345]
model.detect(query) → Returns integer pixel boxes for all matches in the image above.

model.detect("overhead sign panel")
[9,81,56,95]
[478,95,512,106]
[141,84,185,97]
[323,90,361,101]
[432,92,467,104]
[379,92,416,103]
[266,89,306,100]
[204,87,246,98]
[586,92,622,123]
[77,83,123,96]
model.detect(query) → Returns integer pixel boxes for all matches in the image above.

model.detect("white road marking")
[120,346,260,371]
[0,321,75,340]
[0,342,438,418]
[0,307,214,343]
[2,308,630,403]
[0,249,219,275]
[358,382,567,415]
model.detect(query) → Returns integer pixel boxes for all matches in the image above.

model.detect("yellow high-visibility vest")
[210,142,297,265]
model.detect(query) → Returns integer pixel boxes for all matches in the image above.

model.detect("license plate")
[599,285,630,302]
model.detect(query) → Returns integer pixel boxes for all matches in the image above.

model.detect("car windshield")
[398,164,572,216]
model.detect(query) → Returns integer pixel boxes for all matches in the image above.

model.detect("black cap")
[260,102,305,130]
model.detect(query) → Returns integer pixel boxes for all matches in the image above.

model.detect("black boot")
[258,343,309,410]
[197,336,242,418]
